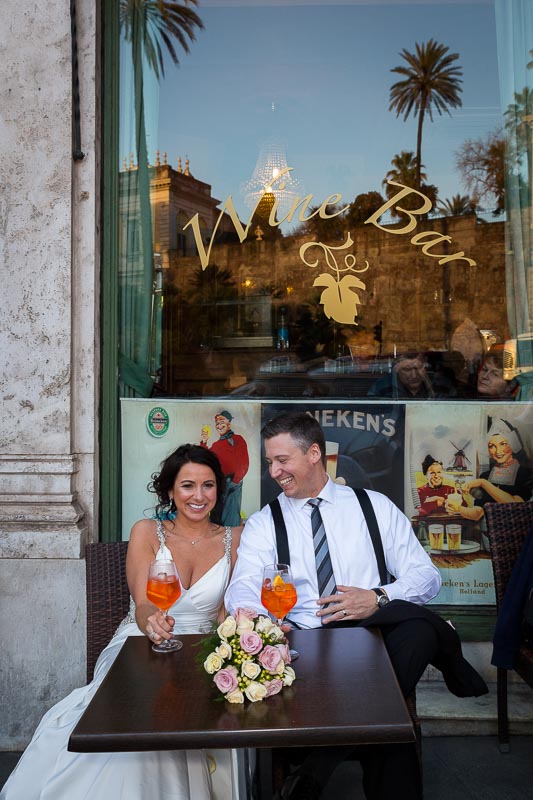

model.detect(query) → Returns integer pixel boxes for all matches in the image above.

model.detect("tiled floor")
[2,737,532,798]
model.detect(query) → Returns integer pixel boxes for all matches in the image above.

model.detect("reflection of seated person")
[452,420,532,522]
[417,455,467,516]
[443,350,477,398]
[476,350,516,399]
[424,350,479,400]
[368,353,434,399]
[428,360,457,398]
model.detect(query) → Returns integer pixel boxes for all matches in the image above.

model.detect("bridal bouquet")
[202,608,296,703]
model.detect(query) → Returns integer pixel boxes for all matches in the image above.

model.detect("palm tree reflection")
[119,1,203,394]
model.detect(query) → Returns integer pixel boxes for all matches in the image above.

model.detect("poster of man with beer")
[404,403,494,604]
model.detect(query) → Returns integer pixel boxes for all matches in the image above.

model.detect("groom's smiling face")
[264,433,325,499]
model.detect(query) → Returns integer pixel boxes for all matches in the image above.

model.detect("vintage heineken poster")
[405,403,533,605]
[260,402,405,509]
[120,399,261,540]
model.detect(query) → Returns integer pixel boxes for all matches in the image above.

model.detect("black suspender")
[352,488,389,585]
[269,488,390,586]
[269,494,290,566]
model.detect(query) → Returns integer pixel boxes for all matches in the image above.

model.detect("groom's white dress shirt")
[225,477,441,629]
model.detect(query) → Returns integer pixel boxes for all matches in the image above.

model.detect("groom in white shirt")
[225,410,442,800]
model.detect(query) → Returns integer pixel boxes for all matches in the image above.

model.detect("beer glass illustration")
[325,441,339,480]
[428,524,444,550]
[446,524,462,551]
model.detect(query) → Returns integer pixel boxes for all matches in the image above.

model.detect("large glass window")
[116,0,533,403]
[109,1,533,617]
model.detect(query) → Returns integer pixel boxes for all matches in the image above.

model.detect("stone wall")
[0,0,98,747]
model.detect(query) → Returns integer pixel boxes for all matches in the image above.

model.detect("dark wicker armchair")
[85,541,130,682]
[484,501,533,751]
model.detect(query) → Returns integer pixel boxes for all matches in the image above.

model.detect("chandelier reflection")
[242,138,302,220]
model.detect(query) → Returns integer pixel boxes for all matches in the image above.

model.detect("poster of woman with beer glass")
[405,404,533,605]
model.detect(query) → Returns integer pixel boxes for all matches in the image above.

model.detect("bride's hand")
[146,610,175,641]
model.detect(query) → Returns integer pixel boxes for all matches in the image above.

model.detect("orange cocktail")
[146,559,183,653]
[261,573,297,620]
[261,563,299,660]
[147,575,181,610]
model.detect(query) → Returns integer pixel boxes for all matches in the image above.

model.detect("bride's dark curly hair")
[148,444,225,524]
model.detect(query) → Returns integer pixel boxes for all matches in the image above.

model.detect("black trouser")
[291,618,438,800]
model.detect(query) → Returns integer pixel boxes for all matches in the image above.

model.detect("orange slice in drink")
[273,574,285,588]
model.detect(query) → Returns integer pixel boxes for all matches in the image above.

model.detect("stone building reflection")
[119,156,508,399]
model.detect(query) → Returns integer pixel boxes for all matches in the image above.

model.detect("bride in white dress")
[1,444,242,800]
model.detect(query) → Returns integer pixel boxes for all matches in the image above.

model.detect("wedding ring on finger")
[342,609,347,617]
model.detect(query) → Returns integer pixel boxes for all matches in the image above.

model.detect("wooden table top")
[69,626,414,753]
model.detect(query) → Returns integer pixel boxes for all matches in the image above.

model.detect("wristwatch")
[372,588,390,608]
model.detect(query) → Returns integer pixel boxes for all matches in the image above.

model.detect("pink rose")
[240,631,263,655]
[265,678,283,697]
[258,644,282,673]
[276,643,291,664]
[213,665,238,694]
[235,607,258,623]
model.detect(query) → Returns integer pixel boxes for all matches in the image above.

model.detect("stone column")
[0,0,98,747]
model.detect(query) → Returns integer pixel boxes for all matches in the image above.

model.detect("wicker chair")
[484,501,533,752]
[85,541,130,682]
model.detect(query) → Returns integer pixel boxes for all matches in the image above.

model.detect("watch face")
[378,594,389,607]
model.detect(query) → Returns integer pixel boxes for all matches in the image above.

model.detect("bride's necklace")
[175,523,214,546]
[190,530,209,546]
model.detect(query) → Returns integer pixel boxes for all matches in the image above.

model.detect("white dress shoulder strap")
[223,526,232,563]
[156,518,166,551]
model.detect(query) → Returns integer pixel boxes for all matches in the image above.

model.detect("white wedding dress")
[1,524,238,800]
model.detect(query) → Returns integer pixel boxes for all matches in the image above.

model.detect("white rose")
[236,617,254,634]
[204,652,223,674]
[269,625,284,642]
[242,660,261,680]
[226,689,245,704]
[255,615,274,635]
[245,681,268,703]
[217,616,237,640]
[282,666,296,686]
[216,642,232,660]
[275,659,285,676]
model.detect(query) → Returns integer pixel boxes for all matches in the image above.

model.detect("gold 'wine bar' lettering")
[183,173,476,271]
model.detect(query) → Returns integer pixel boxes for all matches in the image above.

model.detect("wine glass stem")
[278,617,299,661]
[163,610,173,637]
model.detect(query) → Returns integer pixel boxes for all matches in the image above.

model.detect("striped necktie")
[308,498,337,598]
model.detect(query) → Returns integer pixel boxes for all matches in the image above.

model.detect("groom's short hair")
[261,411,326,466]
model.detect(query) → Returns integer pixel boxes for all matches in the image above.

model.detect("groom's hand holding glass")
[261,563,299,659]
